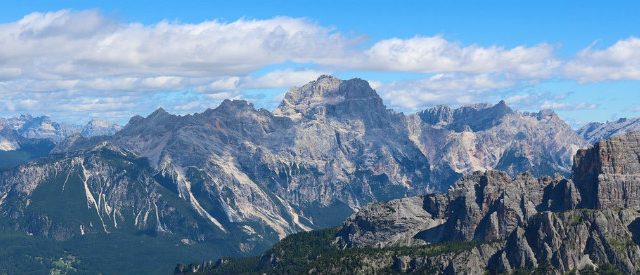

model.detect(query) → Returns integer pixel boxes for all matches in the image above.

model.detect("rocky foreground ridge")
[183,131,640,274]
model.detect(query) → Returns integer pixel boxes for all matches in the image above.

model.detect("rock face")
[337,171,581,248]
[578,117,640,144]
[417,101,513,132]
[573,131,640,209]
[0,143,262,274]
[191,207,640,274]
[334,196,442,248]
[397,243,504,274]
[493,209,640,273]
[408,104,587,179]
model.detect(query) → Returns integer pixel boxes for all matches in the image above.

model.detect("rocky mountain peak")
[80,119,122,137]
[533,109,559,120]
[197,99,286,130]
[213,99,256,113]
[579,121,603,134]
[118,108,180,138]
[149,107,169,118]
[197,99,286,131]
[339,78,379,99]
[419,100,514,132]
[126,115,145,126]
[273,75,387,122]
[142,107,179,125]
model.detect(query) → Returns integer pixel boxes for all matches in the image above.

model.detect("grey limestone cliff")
[573,131,640,209]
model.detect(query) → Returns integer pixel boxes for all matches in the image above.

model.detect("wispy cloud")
[540,101,599,111]
[239,69,330,89]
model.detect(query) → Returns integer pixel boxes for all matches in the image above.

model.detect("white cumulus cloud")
[0,10,348,91]
[0,9,637,123]
[564,37,640,82]
[377,73,513,111]
[360,36,560,78]
[540,101,598,111]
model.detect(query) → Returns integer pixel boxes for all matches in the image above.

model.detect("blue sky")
[1,1,639,126]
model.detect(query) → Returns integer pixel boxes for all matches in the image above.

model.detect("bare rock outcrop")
[573,131,640,209]
[492,209,640,273]
[335,196,442,248]
[336,170,581,248]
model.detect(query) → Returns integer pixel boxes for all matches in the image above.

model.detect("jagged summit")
[80,118,122,137]
[273,75,386,121]
[214,99,256,113]
[533,108,559,120]
[148,107,170,118]
[419,100,514,132]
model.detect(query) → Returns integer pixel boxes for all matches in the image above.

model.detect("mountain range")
[1,75,640,274]
[178,131,640,274]
[0,115,121,143]
[578,117,640,144]
[0,116,121,170]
